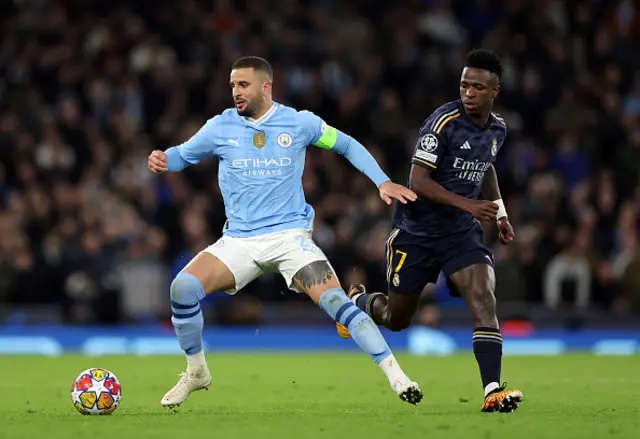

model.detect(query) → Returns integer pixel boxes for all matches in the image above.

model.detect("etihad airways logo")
[231,157,292,177]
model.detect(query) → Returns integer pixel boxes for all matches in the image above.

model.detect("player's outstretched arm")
[331,134,416,204]
[148,116,221,174]
[300,111,416,204]
[410,165,499,221]
[315,127,418,204]
[481,164,515,244]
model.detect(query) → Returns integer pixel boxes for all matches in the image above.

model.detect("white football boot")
[160,366,212,408]
[391,378,423,405]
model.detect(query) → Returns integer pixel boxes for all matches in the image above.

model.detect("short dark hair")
[464,49,503,79]
[231,56,273,80]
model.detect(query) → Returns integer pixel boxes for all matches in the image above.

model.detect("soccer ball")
[71,368,122,415]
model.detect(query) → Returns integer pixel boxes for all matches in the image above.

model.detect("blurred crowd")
[1,0,640,324]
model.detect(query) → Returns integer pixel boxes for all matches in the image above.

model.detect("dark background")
[1,0,639,328]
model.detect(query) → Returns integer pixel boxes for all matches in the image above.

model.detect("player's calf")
[293,262,423,405]
[318,288,423,405]
[367,293,415,332]
[161,252,238,408]
[170,273,207,365]
[161,272,211,408]
[463,285,503,397]
[449,263,523,411]
[350,286,419,331]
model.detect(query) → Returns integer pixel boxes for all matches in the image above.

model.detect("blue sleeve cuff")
[332,131,390,187]
[166,147,189,172]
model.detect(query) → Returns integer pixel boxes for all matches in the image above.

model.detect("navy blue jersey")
[393,100,507,238]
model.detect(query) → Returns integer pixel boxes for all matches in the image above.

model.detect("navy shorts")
[385,225,494,296]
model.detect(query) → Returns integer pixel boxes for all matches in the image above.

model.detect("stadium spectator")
[0,0,639,323]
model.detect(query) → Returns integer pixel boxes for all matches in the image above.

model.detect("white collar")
[244,103,278,127]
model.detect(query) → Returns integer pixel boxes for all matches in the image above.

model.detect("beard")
[236,95,262,117]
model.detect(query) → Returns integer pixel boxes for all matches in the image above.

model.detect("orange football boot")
[481,383,523,413]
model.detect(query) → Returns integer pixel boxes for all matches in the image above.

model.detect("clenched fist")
[463,199,499,222]
[148,150,168,173]
[497,217,515,245]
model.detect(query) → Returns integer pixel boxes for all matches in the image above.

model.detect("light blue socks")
[170,273,206,355]
[319,288,392,364]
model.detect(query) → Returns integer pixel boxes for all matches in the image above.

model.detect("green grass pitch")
[1,353,638,439]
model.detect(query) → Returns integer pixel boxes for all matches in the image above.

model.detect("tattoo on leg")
[293,261,334,290]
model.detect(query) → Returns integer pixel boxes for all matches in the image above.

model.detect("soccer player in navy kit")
[337,49,524,413]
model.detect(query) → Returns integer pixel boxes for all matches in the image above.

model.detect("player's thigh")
[445,262,495,299]
[442,226,495,298]
[180,252,235,294]
[386,228,439,318]
[188,237,262,295]
[272,230,341,303]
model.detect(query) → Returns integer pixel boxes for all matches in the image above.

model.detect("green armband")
[312,125,338,150]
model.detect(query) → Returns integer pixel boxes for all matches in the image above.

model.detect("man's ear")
[492,84,500,99]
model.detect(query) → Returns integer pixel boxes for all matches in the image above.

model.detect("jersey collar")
[243,102,278,127]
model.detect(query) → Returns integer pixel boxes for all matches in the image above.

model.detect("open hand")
[378,181,418,205]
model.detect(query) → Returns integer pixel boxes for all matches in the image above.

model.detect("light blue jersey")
[165,102,389,238]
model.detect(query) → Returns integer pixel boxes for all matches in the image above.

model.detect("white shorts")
[201,228,332,294]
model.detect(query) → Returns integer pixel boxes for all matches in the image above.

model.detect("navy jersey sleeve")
[411,125,448,170]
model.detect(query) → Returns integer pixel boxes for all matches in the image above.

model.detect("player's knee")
[385,311,412,332]
[469,288,497,323]
[387,319,411,332]
[170,273,205,304]
[473,288,496,309]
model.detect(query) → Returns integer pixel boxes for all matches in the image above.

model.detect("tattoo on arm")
[292,261,334,290]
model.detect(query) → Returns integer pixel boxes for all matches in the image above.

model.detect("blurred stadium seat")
[0,0,639,333]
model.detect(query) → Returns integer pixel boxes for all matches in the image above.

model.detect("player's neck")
[466,110,491,127]
[250,99,274,121]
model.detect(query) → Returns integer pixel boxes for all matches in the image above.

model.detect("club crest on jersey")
[253,132,267,149]
[392,273,401,287]
[491,139,497,157]
[420,134,438,152]
[277,133,292,148]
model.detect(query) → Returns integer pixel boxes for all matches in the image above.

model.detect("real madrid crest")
[277,132,292,148]
[253,132,267,149]
[491,139,497,157]
[392,273,400,287]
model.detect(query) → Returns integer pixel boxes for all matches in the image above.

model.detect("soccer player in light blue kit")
[148,57,423,408]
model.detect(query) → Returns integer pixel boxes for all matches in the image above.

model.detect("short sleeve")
[412,129,447,170]
[175,116,221,164]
